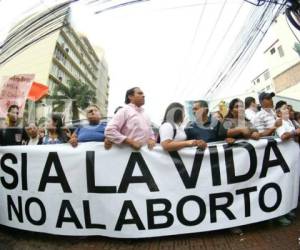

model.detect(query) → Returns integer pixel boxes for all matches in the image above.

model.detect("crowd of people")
[0,87,299,232]
[0,87,299,149]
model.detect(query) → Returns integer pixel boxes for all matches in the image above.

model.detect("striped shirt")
[253,108,276,133]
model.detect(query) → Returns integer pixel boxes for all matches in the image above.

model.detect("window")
[54,47,66,64]
[270,48,276,55]
[278,45,284,57]
[257,78,260,83]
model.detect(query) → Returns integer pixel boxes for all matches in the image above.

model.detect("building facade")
[0,6,109,122]
[251,13,300,101]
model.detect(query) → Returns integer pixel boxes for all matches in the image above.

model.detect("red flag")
[27,82,48,102]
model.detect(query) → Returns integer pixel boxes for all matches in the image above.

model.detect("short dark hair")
[194,100,208,108]
[125,87,138,104]
[8,104,19,112]
[245,97,255,109]
[275,100,287,111]
[193,100,209,115]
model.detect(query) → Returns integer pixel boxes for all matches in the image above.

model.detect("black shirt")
[0,127,28,146]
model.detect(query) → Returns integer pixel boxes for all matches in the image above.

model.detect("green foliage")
[38,116,47,127]
[51,79,97,121]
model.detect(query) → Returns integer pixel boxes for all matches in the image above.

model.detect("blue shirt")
[42,135,65,145]
[75,123,106,142]
[185,115,227,142]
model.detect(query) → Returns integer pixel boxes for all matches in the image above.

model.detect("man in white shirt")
[275,101,300,141]
[253,92,282,137]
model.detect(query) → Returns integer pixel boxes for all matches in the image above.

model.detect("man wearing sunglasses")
[0,104,28,146]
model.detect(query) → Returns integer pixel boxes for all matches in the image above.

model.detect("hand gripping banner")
[0,138,299,238]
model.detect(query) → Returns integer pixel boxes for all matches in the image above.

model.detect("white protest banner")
[0,138,299,238]
[0,74,35,117]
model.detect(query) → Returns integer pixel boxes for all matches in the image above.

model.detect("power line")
[180,0,228,98]
[173,0,208,99]
[190,0,208,47]
[157,0,241,11]
[285,12,300,43]
[194,0,228,68]
[94,0,150,14]
[203,2,274,96]
[201,1,245,81]
[206,2,285,98]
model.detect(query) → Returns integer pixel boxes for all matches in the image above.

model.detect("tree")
[51,79,97,122]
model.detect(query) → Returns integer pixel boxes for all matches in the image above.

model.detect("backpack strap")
[170,122,177,139]
[157,122,178,143]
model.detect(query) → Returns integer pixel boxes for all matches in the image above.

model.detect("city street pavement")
[0,207,300,250]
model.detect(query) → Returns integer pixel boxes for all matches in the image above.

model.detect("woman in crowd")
[223,98,260,140]
[159,102,207,151]
[275,101,300,142]
[42,113,68,144]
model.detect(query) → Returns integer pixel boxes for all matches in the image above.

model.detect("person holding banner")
[0,104,28,146]
[184,100,228,143]
[223,98,260,140]
[275,101,300,142]
[159,102,207,151]
[42,113,68,144]
[105,87,156,150]
[253,92,282,137]
[69,105,106,147]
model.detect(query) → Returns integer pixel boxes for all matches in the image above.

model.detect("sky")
[0,0,275,123]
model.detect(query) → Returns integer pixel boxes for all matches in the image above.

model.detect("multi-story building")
[251,69,275,93]
[0,5,109,122]
[251,13,300,101]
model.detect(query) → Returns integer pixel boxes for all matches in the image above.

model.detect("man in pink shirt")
[105,87,156,150]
